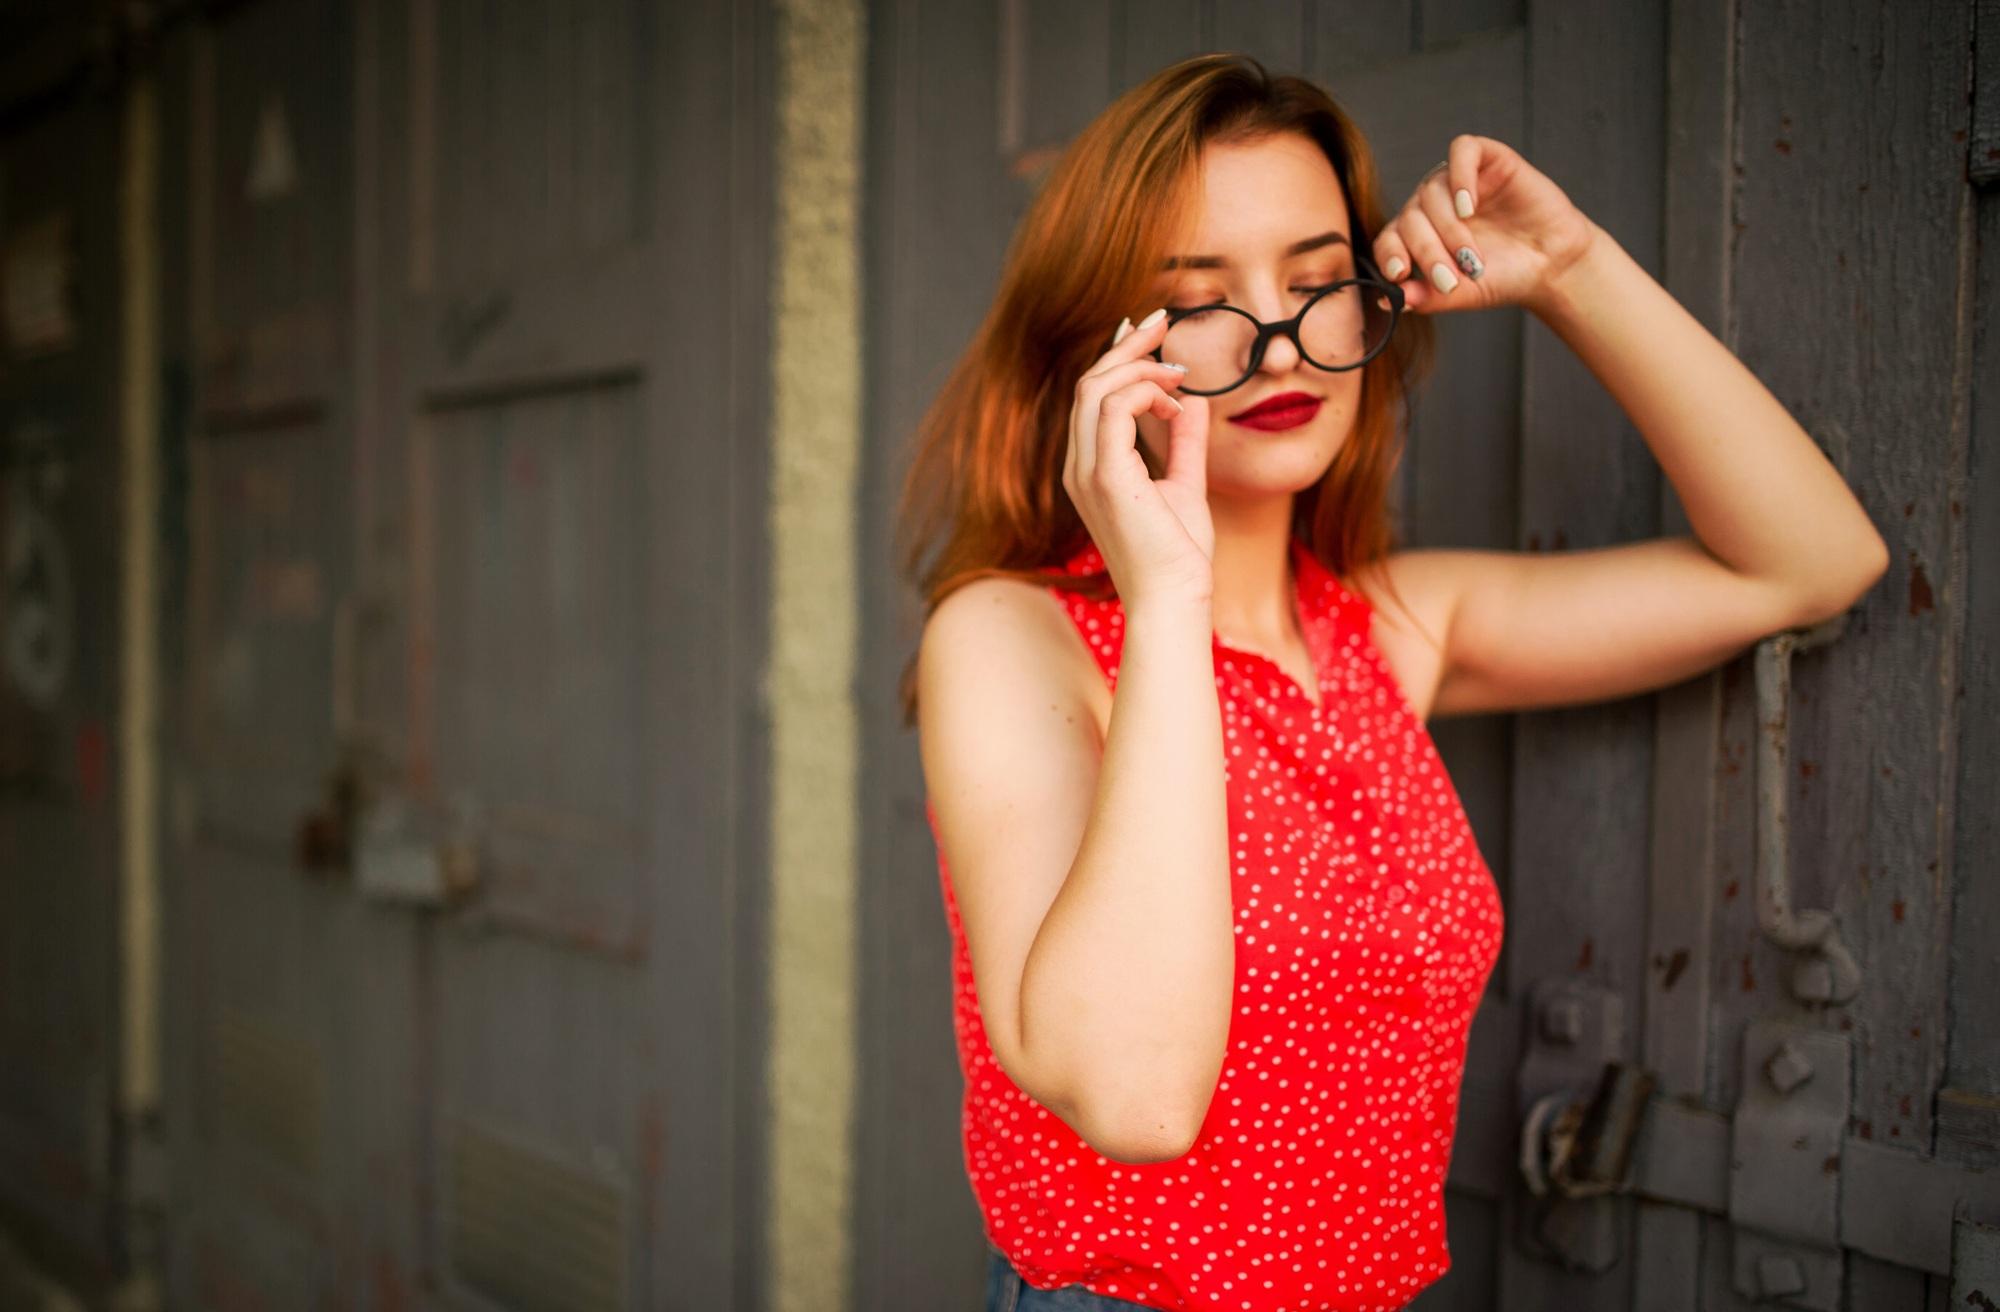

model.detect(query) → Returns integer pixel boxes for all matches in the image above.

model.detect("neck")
[1207,492,1300,647]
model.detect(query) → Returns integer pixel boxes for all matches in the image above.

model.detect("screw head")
[1756,1252,1807,1297]
[1764,1040,1815,1094]
[1540,997,1585,1045]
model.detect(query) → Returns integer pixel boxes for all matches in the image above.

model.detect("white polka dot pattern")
[925,537,1506,1312]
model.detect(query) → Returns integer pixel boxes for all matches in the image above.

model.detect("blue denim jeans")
[983,1244,1159,1311]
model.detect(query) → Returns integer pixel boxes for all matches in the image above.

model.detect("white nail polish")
[1162,361,1187,374]
[1137,306,1168,330]
[1429,261,1458,293]
[1454,188,1473,218]
[1113,317,1133,344]
[1384,257,1406,281]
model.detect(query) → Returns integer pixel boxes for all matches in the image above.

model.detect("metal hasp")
[1753,615,1862,1004]
[1515,978,1625,1271]
[1522,1060,1658,1201]
[1730,1019,1850,1309]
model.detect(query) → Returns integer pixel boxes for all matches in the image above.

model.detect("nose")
[1240,284,1302,378]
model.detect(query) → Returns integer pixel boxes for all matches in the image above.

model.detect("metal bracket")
[1754,617,1863,1004]
[1729,1019,1850,1309]
[1515,977,1624,1272]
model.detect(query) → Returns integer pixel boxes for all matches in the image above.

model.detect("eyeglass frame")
[1148,250,1406,397]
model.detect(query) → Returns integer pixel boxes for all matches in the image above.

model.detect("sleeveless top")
[924,535,1506,1312]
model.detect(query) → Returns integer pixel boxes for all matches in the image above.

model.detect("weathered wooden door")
[0,44,124,1284]
[858,2,1997,1309]
[163,0,771,1306]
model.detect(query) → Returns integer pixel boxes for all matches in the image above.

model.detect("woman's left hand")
[1371,134,1599,316]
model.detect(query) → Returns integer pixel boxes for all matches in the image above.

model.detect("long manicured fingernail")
[1454,188,1474,218]
[1137,306,1168,330]
[1429,261,1459,293]
[1112,317,1133,344]
[1455,246,1484,280]
[1383,256,1406,280]
[1161,361,1187,374]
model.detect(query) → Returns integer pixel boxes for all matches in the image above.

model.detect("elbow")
[1074,1102,1203,1165]
[1791,531,1891,627]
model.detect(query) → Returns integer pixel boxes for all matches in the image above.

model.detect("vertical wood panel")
[1718,2,1973,1306]
[1503,0,1664,1306]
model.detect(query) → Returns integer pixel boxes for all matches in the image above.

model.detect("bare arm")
[919,580,1231,1164]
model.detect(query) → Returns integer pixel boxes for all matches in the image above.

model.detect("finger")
[1372,221,1410,286]
[1090,306,1173,374]
[1075,366,1185,488]
[1394,202,1460,302]
[1076,359,1188,476]
[1447,134,1483,219]
[1093,380,1183,486]
[1418,170,1484,285]
[1159,392,1210,498]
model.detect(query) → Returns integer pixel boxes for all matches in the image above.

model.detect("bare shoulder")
[917,574,1109,745]
[1350,549,1465,722]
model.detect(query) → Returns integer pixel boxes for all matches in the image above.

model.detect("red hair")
[892,54,1437,727]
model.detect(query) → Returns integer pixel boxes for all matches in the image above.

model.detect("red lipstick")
[1228,391,1322,432]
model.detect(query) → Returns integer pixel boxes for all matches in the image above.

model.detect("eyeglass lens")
[1160,282,1397,395]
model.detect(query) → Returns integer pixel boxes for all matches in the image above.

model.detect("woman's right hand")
[1062,309,1215,610]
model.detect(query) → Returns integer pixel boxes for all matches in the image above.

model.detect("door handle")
[1753,613,1862,1004]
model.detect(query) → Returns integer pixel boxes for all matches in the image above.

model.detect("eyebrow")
[1162,230,1350,270]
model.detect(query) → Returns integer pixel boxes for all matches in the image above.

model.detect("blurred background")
[0,0,1994,1309]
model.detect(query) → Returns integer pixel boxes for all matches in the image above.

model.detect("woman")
[899,55,1886,1312]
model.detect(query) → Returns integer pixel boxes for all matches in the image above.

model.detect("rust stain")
[1891,899,1905,923]
[1660,948,1689,992]
[1903,500,1915,517]
[1909,556,1934,615]
[1799,758,1816,780]
[1822,1154,1841,1174]
[1526,532,1542,551]
[196,1234,272,1312]
[1576,937,1595,971]
[1741,953,1757,993]
[1774,138,1792,154]
[1723,879,1739,902]
[371,1249,411,1312]
[1899,1094,1913,1117]
[1910,1026,1922,1039]
[641,1099,665,1185]
[1856,1119,1873,1140]
[1553,527,1569,549]
[76,720,108,806]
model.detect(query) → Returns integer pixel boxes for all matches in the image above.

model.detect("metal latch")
[1729,1019,1851,1309]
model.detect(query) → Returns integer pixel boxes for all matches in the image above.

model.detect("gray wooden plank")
[1311,0,1417,74]
[1418,0,1521,49]
[1502,0,1664,1304]
[1949,30,2000,1106]
[1113,0,1207,92]
[1210,0,1309,74]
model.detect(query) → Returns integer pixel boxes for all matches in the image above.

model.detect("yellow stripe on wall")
[769,1,863,1309]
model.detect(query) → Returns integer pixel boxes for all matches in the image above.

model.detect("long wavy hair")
[892,54,1438,728]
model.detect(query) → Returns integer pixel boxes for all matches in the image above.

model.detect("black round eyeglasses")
[1149,252,1405,396]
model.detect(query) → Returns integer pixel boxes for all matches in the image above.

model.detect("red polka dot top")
[925,535,1506,1312]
